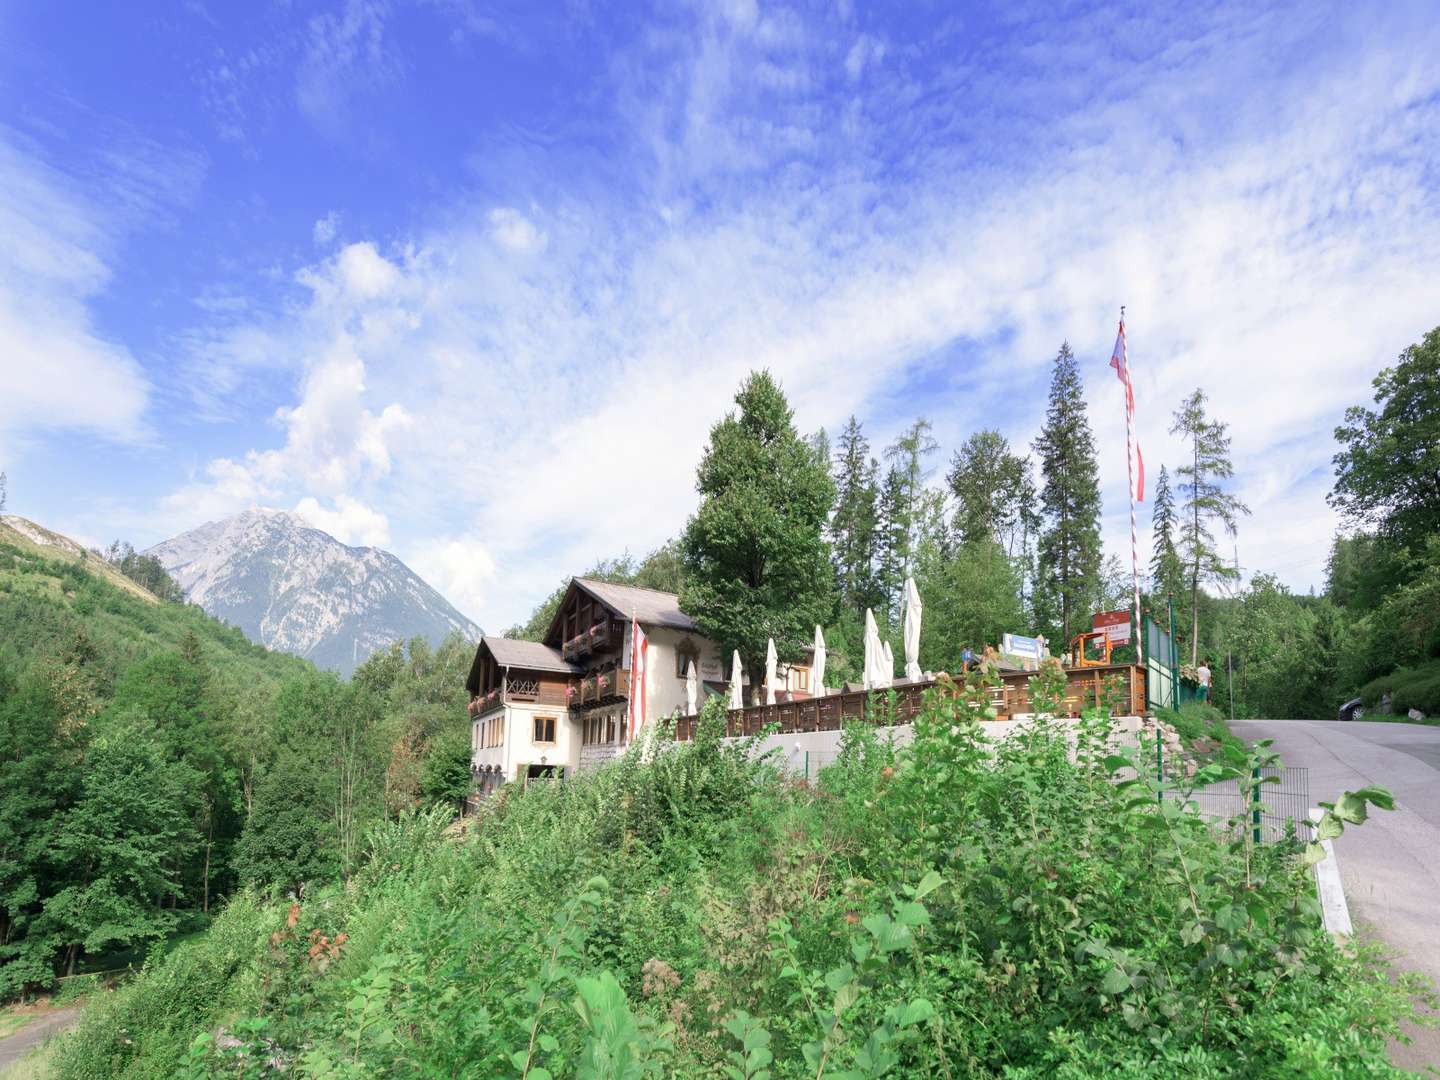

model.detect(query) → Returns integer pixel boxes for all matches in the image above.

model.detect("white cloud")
[409,536,496,625]
[844,34,884,81]
[488,208,547,254]
[294,494,391,545]
[0,133,151,457]
[313,210,340,245]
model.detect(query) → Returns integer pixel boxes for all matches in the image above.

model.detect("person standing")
[1197,659,1212,703]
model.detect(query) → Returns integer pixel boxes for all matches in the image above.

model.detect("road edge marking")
[1309,807,1353,938]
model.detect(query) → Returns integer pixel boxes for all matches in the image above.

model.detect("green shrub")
[1360,659,1440,717]
[49,670,1433,1077]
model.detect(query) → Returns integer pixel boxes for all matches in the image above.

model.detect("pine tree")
[680,371,836,701]
[1033,343,1104,649]
[1171,388,1251,664]
[829,417,881,618]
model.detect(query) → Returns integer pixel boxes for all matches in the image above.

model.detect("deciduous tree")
[681,371,835,702]
[1329,326,1440,552]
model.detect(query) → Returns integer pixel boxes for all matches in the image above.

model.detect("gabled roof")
[465,635,579,695]
[543,577,697,645]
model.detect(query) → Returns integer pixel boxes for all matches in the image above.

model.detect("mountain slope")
[147,509,481,676]
[0,514,159,605]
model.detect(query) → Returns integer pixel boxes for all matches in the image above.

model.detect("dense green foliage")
[0,539,475,999]
[681,371,837,699]
[48,678,1430,1078]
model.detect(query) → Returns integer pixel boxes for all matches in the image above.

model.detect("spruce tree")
[874,464,910,622]
[829,417,880,618]
[1033,343,1104,649]
[681,371,836,701]
[1170,388,1250,664]
[1149,465,1185,601]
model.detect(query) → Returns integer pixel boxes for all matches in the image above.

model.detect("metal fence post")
[1156,727,1163,802]
[1251,766,1262,845]
[804,750,810,781]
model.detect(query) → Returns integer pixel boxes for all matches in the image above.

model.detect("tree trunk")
[66,942,78,977]
[202,812,213,915]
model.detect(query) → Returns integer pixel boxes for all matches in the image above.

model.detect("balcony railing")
[574,667,631,708]
[562,620,624,662]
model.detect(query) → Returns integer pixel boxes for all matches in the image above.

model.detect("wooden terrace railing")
[670,664,1148,741]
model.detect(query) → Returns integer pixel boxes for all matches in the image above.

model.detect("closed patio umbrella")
[863,609,880,690]
[903,577,923,682]
[729,649,744,709]
[812,625,827,698]
[881,640,895,689]
[765,638,778,705]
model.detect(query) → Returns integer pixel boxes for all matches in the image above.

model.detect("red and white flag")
[1109,319,1145,502]
[627,613,648,741]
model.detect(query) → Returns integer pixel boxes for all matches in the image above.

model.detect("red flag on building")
[627,613,648,742]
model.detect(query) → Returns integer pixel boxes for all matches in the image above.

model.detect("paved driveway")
[0,1005,80,1073]
[1232,720,1440,1070]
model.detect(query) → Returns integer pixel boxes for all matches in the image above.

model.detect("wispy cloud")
[155,0,1440,625]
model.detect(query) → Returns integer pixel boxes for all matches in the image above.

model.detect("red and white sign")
[1093,609,1132,644]
[627,615,649,741]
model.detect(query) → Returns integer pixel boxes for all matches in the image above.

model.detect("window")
[676,638,700,678]
[583,711,621,746]
[533,714,557,744]
[793,666,810,691]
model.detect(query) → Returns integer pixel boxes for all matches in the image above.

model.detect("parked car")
[1338,697,1365,722]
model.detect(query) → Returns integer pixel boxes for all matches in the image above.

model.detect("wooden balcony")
[575,667,631,708]
[563,619,625,662]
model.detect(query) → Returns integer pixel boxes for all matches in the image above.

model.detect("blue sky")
[2,0,1437,629]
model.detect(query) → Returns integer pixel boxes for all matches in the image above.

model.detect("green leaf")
[914,870,944,900]
[1334,792,1369,824]
[537,1033,559,1053]
[1101,968,1130,995]
[1316,814,1344,841]
[895,900,930,928]
[1354,785,1395,811]
[824,965,855,992]
[897,999,935,1028]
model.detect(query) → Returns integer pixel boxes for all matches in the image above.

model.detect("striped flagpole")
[1119,309,1141,636]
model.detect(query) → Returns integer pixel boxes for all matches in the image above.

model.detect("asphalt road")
[1232,719,1440,1071]
[0,1005,79,1073]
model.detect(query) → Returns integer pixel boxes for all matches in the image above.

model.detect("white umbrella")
[812,625,827,698]
[729,649,744,709]
[765,638,778,705]
[685,659,699,716]
[863,609,880,690]
[881,640,895,689]
[903,577,923,682]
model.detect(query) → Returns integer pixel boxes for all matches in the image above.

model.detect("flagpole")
[1120,306,1141,641]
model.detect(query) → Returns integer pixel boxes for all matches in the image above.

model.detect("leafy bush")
[1156,701,1242,756]
[48,668,1433,1077]
[1360,659,1440,717]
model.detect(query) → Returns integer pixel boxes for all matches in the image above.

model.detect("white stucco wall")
[626,623,727,721]
[473,700,581,776]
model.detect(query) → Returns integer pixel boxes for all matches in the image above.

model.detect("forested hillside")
[0,526,475,998]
